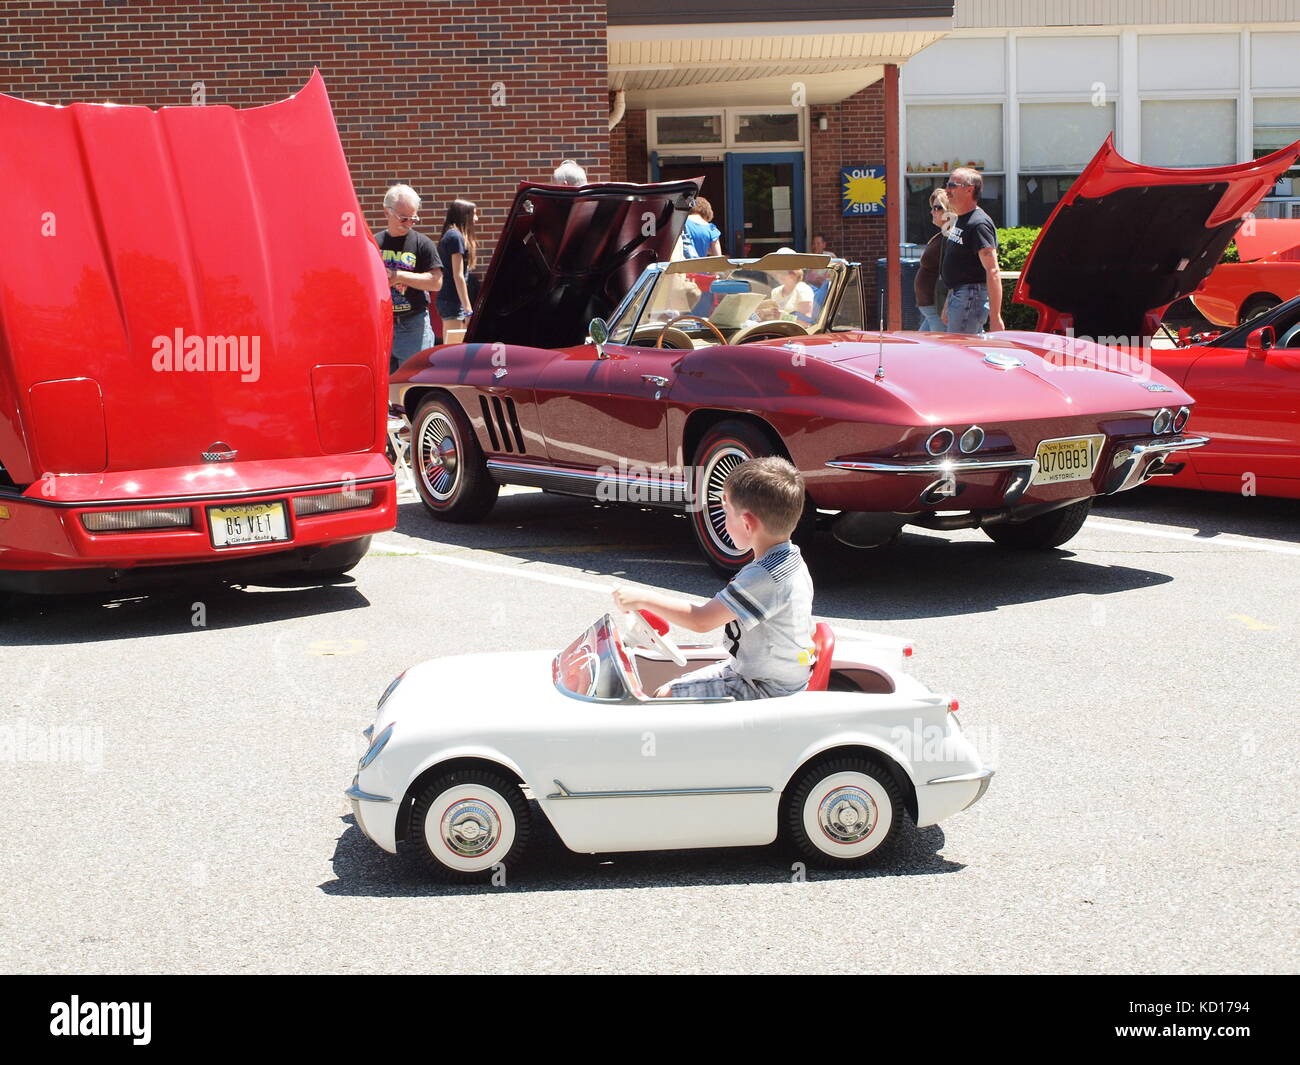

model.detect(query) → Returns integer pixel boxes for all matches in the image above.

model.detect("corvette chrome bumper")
[1102,435,1209,494]
[825,456,1035,475]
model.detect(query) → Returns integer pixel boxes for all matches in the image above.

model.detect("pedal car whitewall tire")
[788,760,902,865]
[411,771,529,877]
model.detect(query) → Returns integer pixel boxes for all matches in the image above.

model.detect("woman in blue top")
[435,199,478,336]
[683,197,722,259]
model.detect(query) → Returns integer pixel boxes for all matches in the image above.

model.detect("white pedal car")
[346,612,993,880]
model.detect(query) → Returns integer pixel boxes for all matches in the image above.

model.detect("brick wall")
[0,0,612,265]
[810,81,889,324]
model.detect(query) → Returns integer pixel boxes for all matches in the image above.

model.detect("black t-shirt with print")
[939,206,997,288]
[376,229,441,319]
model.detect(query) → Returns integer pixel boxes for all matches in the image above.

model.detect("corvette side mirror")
[1246,325,1275,360]
[589,317,610,358]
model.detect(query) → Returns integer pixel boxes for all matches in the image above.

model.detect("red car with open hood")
[1015,135,1300,500]
[392,179,1214,575]
[0,73,396,595]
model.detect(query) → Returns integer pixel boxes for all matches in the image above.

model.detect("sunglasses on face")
[930,204,944,212]
[389,210,419,223]
[945,181,970,189]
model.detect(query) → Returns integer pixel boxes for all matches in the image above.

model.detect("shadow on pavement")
[1094,485,1300,544]
[321,812,961,897]
[0,579,371,646]
[389,493,1174,622]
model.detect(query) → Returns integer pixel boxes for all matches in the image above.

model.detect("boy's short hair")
[724,456,805,539]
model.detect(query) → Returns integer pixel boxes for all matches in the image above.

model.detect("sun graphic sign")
[841,166,886,216]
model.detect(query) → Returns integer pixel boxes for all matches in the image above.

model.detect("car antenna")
[875,306,886,381]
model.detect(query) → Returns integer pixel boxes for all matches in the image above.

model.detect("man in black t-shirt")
[938,167,1003,335]
[374,184,442,373]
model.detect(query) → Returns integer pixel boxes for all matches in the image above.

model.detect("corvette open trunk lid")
[1014,135,1300,341]
[0,72,389,485]
[465,178,701,349]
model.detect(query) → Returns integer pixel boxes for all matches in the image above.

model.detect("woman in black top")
[436,199,478,336]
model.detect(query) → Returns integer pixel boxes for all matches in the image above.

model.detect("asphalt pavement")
[1,484,1297,974]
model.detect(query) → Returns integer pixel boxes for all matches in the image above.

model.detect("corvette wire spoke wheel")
[418,412,459,501]
[702,445,749,553]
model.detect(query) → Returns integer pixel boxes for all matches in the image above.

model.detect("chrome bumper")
[345,776,392,803]
[927,766,995,811]
[1103,435,1209,494]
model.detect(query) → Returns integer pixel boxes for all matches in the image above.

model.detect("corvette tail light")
[958,426,985,454]
[1172,406,1190,433]
[81,507,192,532]
[292,489,374,516]
[1153,408,1173,434]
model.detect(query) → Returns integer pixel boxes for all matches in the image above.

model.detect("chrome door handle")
[641,374,669,387]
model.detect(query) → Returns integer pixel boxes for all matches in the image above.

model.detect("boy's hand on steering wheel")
[612,587,642,613]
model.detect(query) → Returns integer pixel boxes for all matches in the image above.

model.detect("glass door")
[724,152,805,257]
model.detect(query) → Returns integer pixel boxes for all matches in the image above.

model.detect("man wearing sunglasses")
[938,167,1003,335]
[376,184,443,373]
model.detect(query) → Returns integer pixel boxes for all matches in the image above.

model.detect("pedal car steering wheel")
[623,611,688,667]
[655,314,728,348]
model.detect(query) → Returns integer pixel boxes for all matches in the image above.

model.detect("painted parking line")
[371,540,626,594]
[1083,517,1300,557]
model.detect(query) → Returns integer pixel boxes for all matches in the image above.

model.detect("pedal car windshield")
[552,615,646,703]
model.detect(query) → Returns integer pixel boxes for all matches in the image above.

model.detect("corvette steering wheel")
[655,314,728,349]
[623,611,688,667]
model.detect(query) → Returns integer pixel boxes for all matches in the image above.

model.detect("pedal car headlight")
[359,721,396,769]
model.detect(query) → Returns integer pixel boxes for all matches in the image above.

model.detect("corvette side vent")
[479,395,526,454]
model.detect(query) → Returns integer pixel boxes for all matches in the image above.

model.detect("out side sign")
[841,166,886,216]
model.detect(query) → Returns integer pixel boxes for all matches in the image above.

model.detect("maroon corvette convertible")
[391,180,1208,574]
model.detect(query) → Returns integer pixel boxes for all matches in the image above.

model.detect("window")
[655,113,723,147]
[1016,102,1115,226]
[732,111,800,145]
[1255,97,1300,198]
[830,268,865,332]
[906,176,1004,245]
[905,104,1003,176]
[1142,100,1236,167]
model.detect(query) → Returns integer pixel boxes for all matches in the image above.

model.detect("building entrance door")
[725,151,804,257]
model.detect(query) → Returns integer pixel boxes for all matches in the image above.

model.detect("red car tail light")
[292,489,374,516]
[948,698,960,713]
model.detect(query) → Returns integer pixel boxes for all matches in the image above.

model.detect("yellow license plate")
[1032,435,1105,486]
[208,502,289,548]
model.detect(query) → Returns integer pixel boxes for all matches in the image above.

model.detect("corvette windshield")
[608,258,841,345]
[552,616,643,702]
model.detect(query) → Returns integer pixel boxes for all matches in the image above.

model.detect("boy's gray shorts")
[668,661,804,701]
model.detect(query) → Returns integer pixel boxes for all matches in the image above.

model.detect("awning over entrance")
[609,17,950,106]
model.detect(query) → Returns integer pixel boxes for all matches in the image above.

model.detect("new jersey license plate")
[209,502,290,548]
[1032,435,1105,486]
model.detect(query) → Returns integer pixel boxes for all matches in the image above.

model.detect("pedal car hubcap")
[817,785,877,844]
[700,444,749,555]
[441,798,501,857]
[418,412,459,501]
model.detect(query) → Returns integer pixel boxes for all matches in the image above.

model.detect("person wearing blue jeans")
[938,167,1004,335]
[375,184,443,373]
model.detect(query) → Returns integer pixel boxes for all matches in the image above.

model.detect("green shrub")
[1221,241,1239,263]
[996,226,1042,329]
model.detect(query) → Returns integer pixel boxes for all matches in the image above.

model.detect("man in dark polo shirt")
[939,167,1004,335]
[375,184,442,373]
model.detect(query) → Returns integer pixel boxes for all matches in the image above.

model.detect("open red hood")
[465,178,701,348]
[0,72,388,483]
[1014,135,1300,340]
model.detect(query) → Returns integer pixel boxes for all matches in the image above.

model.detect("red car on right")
[1015,136,1300,500]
